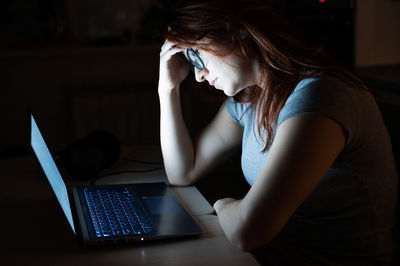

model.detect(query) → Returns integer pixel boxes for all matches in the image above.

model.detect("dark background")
[1,0,399,199]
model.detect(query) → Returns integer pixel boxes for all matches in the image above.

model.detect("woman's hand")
[158,40,190,94]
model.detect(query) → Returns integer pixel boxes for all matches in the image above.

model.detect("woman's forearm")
[213,198,248,249]
[214,197,266,251]
[159,86,196,186]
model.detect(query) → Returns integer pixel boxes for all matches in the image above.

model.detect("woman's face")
[184,45,260,96]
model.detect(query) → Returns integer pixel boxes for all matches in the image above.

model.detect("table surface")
[0,144,259,266]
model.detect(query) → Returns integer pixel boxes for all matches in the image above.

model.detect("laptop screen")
[30,114,76,234]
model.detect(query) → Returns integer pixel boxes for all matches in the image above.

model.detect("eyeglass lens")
[187,48,205,70]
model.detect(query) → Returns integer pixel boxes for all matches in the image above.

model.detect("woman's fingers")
[160,47,185,64]
[158,40,190,91]
[160,40,184,57]
[160,41,174,56]
[160,47,185,61]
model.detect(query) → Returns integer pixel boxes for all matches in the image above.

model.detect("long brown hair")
[164,0,366,152]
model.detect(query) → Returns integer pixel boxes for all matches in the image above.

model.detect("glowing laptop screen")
[30,114,76,234]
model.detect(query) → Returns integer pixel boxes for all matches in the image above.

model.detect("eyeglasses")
[186,48,205,71]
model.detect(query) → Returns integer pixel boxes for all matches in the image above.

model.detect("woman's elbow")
[229,235,261,251]
[168,179,192,187]
[230,236,255,251]
[165,167,202,186]
[166,173,195,187]
[228,226,275,251]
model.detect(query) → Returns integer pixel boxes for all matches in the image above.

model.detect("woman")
[158,0,398,264]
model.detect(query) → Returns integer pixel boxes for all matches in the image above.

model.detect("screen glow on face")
[30,114,76,234]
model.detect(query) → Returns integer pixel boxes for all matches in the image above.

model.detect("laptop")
[29,113,202,248]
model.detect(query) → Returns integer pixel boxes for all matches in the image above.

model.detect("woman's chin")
[222,87,241,97]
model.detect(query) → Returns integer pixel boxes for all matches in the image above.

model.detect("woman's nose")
[194,67,209,83]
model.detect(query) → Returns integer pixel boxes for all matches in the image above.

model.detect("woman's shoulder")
[294,71,368,93]
[279,73,376,146]
[289,73,371,107]
[295,74,353,92]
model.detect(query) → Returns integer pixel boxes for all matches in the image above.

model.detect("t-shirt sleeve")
[277,77,359,145]
[225,97,247,127]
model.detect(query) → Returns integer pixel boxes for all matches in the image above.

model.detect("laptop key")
[84,186,154,238]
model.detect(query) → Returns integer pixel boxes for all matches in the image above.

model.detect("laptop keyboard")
[83,186,154,237]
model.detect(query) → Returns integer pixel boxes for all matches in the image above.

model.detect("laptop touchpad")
[142,196,184,214]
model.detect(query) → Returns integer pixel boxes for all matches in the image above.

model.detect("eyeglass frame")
[186,48,206,71]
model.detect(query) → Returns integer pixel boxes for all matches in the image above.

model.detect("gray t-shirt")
[226,76,398,265]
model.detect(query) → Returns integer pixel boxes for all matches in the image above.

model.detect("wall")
[0,45,161,153]
[355,0,400,66]
[2,0,400,156]
[0,44,220,155]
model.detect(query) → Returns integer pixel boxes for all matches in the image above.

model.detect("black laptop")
[29,113,202,248]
